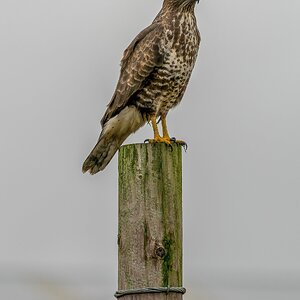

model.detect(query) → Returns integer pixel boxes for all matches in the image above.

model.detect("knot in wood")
[155,245,166,258]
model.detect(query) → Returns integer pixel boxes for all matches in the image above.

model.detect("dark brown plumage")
[83,0,201,174]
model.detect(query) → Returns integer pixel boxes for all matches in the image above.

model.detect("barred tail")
[82,106,145,174]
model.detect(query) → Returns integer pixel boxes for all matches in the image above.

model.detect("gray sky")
[0,0,300,299]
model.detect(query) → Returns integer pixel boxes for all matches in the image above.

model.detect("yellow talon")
[147,136,172,145]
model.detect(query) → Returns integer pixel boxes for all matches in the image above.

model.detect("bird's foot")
[170,137,188,151]
[144,136,172,146]
[144,136,188,151]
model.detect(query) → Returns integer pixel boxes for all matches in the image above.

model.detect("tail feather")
[82,106,145,174]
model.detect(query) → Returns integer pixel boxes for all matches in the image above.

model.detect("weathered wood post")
[116,143,185,300]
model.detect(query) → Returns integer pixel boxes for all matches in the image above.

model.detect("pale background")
[0,0,300,299]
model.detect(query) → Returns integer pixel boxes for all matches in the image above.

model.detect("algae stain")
[162,234,173,286]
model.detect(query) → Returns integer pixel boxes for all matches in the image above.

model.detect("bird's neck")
[162,0,196,13]
[154,0,196,24]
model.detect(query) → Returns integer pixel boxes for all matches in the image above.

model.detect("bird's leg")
[151,115,161,141]
[145,115,171,145]
[145,115,187,149]
[161,115,171,140]
[161,115,188,149]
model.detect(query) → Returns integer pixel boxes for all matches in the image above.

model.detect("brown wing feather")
[101,23,164,126]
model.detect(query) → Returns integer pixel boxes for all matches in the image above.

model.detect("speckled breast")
[136,12,200,117]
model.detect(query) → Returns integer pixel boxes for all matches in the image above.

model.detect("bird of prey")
[83,0,201,174]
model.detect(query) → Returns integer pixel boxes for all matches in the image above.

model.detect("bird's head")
[164,0,200,10]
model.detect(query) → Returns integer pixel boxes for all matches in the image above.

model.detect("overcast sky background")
[0,0,300,299]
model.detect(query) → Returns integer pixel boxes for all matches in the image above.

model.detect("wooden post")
[117,143,183,300]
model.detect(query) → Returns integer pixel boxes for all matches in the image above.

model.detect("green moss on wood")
[162,234,173,286]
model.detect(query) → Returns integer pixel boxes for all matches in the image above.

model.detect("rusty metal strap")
[114,287,186,298]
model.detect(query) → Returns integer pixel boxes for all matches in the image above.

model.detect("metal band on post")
[115,287,186,298]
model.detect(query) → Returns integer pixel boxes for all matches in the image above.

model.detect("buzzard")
[83,0,201,174]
